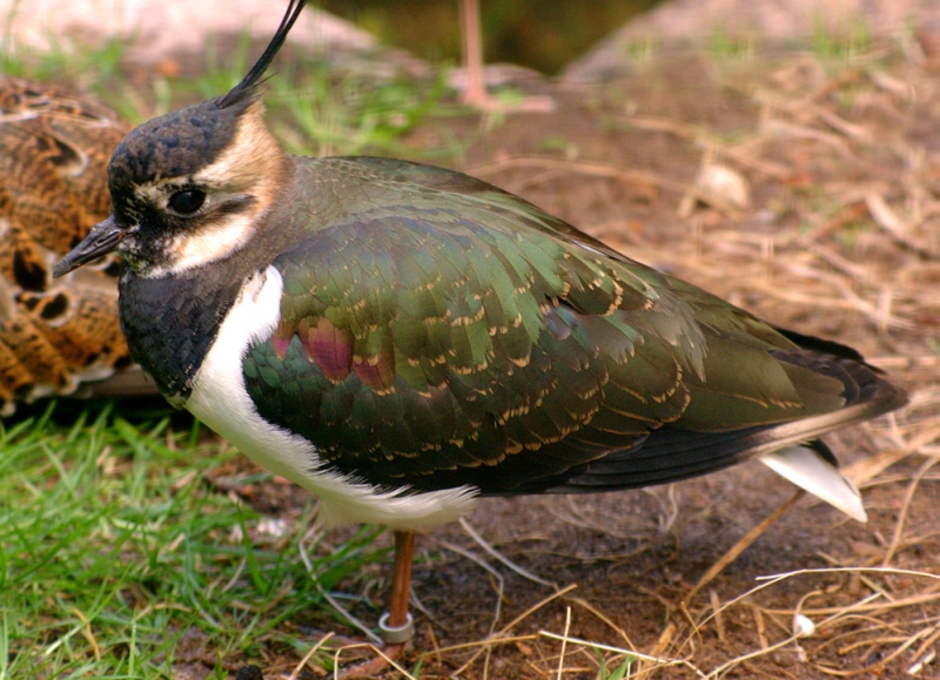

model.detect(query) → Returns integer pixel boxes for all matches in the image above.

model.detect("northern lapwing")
[54,0,906,668]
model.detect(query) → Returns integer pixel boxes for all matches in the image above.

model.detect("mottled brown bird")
[0,76,151,414]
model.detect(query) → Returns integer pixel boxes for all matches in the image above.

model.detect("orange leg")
[339,531,416,678]
[387,530,415,629]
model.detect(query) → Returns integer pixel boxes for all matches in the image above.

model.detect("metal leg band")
[378,611,415,644]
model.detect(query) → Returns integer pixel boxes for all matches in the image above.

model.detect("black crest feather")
[217,0,308,109]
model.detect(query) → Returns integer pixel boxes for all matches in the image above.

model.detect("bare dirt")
[183,44,940,679]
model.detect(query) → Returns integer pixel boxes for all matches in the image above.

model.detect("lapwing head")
[54,0,307,279]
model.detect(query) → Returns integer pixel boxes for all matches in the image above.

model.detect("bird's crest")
[217,0,308,109]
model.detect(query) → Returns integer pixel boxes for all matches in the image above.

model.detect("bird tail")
[544,351,905,522]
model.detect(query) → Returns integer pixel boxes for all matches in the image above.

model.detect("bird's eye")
[168,189,206,215]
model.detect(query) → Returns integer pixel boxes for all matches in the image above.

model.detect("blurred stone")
[695,164,750,210]
[564,0,940,82]
[0,0,429,78]
[680,163,750,217]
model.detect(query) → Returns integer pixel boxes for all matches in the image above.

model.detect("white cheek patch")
[191,146,244,187]
[166,211,255,273]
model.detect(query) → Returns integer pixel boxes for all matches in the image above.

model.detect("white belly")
[184,265,479,530]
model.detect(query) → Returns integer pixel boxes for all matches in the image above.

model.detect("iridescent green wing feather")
[243,157,845,492]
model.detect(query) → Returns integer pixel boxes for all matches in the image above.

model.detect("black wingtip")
[217,0,308,109]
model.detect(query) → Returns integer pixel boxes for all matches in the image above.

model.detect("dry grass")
[365,40,940,680]
[149,41,940,679]
[11,29,938,680]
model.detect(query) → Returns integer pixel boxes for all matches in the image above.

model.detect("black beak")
[53,216,125,277]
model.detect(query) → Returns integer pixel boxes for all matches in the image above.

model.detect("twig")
[684,489,805,604]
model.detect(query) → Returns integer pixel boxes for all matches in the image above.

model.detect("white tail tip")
[760,446,868,523]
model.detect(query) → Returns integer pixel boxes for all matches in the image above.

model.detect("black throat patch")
[118,261,248,402]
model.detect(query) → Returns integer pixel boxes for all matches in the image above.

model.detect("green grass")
[3,27,464,161]
[594,648,635,680]
[175,32,459,158]
[0,31,478,679]
[266,61,453,158]
[0,404,386,678]
[708,26,758,61]
[0,33,131,85]
[811,18,874,62]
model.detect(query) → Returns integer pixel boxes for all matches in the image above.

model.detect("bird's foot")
[337,610,414,676]
[300,611,414,678]
[459,89,556,113]
[336,642,405,679]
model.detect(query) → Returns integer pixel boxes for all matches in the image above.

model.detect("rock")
[0,0,429,78]
[563,0,940,82]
